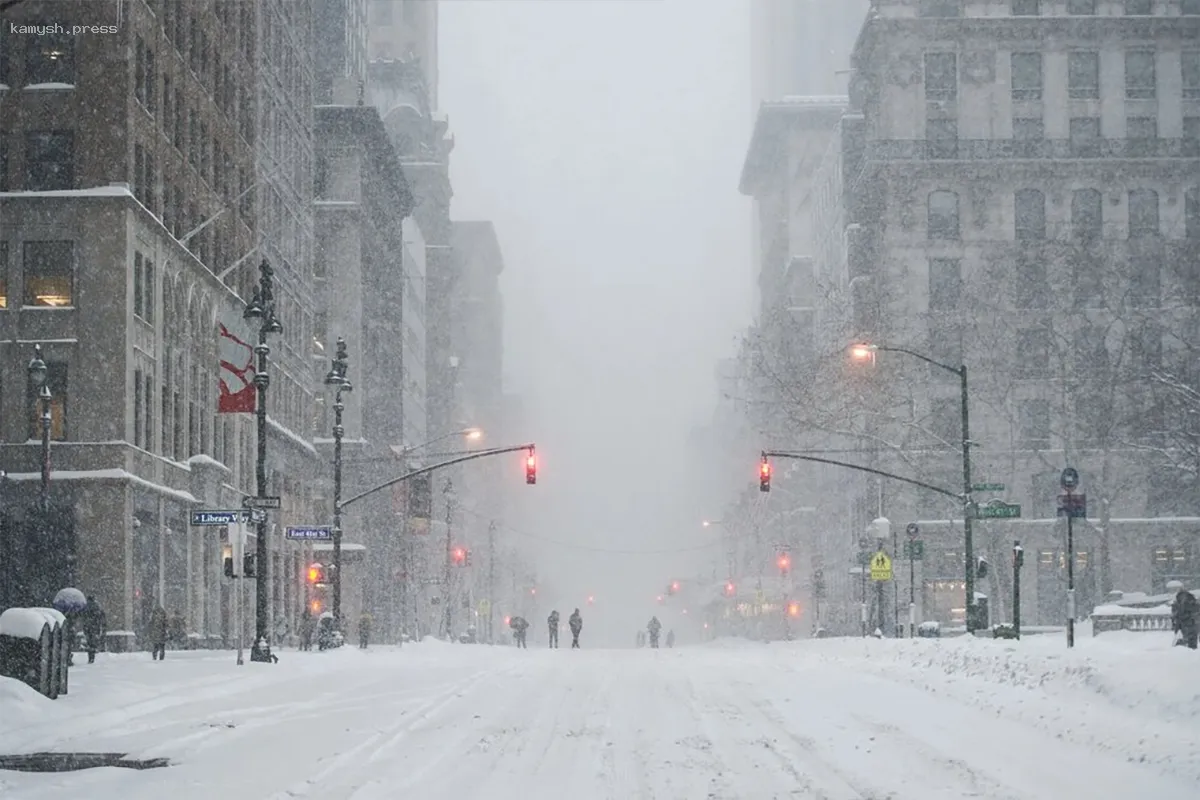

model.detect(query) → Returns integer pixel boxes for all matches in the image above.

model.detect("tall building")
[0,0,319,648]
[838,0,1200,628]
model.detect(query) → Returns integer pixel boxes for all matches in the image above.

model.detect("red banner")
[218,311,255,413]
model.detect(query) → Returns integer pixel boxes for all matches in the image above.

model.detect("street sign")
[905,522,919,538]
[870,551,893,581]
[972,483,1005,492]
[976,501,1022,519]
[286,526,332,541]
[857,550,871,566]
[1060,467,1079,491]
[478,599,491,615]
[755,590,766,604]
[904,540,925,560]
[243,496,281,509]
[190,510,242,526]
[1057,493,1087,519]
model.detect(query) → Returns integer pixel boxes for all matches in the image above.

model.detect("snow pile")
[0,608,56,640]
[807,631,1200,782]
[0,676,61,726]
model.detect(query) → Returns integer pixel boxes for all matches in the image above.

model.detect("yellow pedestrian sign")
[870,551,893,581]
[478,599,491,616]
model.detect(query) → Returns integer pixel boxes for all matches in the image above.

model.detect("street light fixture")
[324,337,353,631]
[246,260,282,663]
[848,341,977,632]
[26,345,52,516]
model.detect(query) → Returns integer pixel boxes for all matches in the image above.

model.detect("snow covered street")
[1,634,1197,800]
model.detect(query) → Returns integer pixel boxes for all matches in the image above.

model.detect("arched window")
[927,190,960,240]
[1014,189,1046,240]
[1128,189,1159,237]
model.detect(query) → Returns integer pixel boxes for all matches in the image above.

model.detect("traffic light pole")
[487,520,497,644]
[339,444,537,510]
[761,452,961,502]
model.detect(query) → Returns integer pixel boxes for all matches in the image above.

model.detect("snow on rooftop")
[2,468,199,504]
[23,82,75,91]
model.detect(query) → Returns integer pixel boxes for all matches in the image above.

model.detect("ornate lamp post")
[323,337,352,630]
[26,345,52,516]
[244,260,282,663]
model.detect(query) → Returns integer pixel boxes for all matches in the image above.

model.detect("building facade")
[839,0,1200,628]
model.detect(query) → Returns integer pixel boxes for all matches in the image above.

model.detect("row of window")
[921,0,1200,17]
[923,49,1198,103]
[0,241,74,308]
[926,187,1200,240]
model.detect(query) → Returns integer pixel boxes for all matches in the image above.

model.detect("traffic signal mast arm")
[339,443,537,510]
[761,450,962,501]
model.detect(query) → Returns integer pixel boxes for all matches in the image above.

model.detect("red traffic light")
[587,595,595,604]
[671,580,680,592]
[452,546,467,565]
[724,581,735,596]
[777,553,791,572]
[525,450,537,485]
[759,458,772,492]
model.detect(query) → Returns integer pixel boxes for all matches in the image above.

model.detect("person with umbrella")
[509,615,529,648]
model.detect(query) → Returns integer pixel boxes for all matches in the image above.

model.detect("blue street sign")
[286,526,333,541]
[190,510,242,526]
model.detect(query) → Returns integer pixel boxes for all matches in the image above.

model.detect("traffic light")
[787,601,801,617]
[465,548,473,566]
[587,595,595,605]
[307,563,327,586]
[310,599,322,614]
[452,546,467,566]
[656,594,664,604]
[777,552,791,574]
[525,449,537,485]
[724,581,735,596]
[243,553,256,577]
[759,457,772,492]
[224,557,235,578]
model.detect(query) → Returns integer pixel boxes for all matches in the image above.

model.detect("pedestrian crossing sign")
[870,551,893,582]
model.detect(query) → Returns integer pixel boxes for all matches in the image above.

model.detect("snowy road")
[2,637,1197,800]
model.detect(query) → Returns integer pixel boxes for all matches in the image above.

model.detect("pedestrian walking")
[510,616,529,648]
[82,596,106,664]
[547,610,560,648]
[358,613,372,649]
[568,608,583,649]
[149,605,168,660]
[1172,586,1198,649]
[647,616,661,649]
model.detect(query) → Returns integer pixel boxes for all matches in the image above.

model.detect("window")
[1187,188,1200,240]
[0,134,7,191]
[0,242,7,308]
[23,241,73,307]
[1015,255,1049,309]
[928,258,961,310]
[0,34,9,85]
[925,117,958,159]
[1183,52,1200,100]
[1018,399,1051,449]
[1067,0,1096,13]
[1128,189,1159,237]
[1126,116,1157,156]
[134,252,155,321]
[1011,0,1040,14]
[1125,50,1156,99]
[919,0,962,16]
[134,368,144,448]
[1185,0,1200,14]
[1071,189,1103,238]
[1011,53,1043,100]
[25,130,74,190]
[1072,251,1104,308]
[924,53,958,101]
[1074,393,1109,446]
[1186,117,1200,157]
[1124,0,1152,14]
[25,31,74,84]
[929,397,960,446]
[28,362,68,440]
[1015,327,1051,379]
[1012,117,1044,156]
[1069,117,1101,157]
[1068,52,1100,99]
[928,190,959,240]
[135,36,146,105]
[1130,254,1160,307]
[1015,189,1046,240]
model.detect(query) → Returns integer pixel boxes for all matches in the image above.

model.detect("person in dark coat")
[647,616,662,649]
[568,608,583,649]
[149,605,168,660]
[547,610,560,648]
[509,616,529,648]
[300,608,315,651]
[82,596,106,664]
[1172,587,1198,649]
[358,613,372,649]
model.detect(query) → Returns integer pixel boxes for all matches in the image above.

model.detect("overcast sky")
[440,0,752,639]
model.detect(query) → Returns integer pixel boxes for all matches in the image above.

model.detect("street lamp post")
[245,260,283,663]
[324,337,353,631]
[27,346,64,583]
[853,343,976,632]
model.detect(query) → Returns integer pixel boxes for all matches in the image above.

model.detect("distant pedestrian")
[568,608,583,649]
[358,613,372,649]
[647,616,661,649]
[300,608,314,651]
[510,616,529,648]
[1172,587,1198,649]
[81,596,106,664]
[547,610,560,648]
[149,605,168,660]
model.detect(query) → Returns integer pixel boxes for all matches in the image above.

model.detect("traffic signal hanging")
[777,552,791,574]
[525,448,537,485]
[307,563,327,585]
[452,546,467,566]
[759,456,772,492]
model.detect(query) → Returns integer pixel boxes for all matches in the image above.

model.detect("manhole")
[0,752,171,772]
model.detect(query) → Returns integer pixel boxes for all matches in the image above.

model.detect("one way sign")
[870,551,893,582]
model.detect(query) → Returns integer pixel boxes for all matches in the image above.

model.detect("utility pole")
[892,525,900,637]
[960,364,976,633]
[441,478,454,639]
[1012,539,1024,639]
[324,338,352,633]
[487,520,497,643]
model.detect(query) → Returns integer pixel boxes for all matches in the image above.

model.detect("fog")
[441,1,752,645]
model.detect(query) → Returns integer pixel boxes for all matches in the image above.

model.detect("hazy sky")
[440,0,752,639]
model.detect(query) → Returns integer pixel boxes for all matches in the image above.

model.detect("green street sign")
[857,551,871,566]
[904,540,924,560]
[976,502,1022,519]
[972,483,1005,492]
